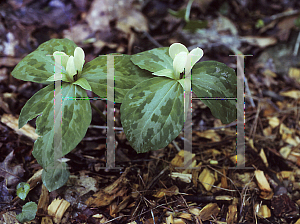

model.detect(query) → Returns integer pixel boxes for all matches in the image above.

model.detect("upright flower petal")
[185,47,204,74]
[73,47,85,72]
[66,56,76,79]
[189,47,203,67]
[173,51,187,79]
[169,43,189,60]
[53,51,69,68]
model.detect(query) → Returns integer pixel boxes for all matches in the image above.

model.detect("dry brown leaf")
[280,90,300,99]
[0,57,21,67]
[289,67,300,84]
[0,113,39,141]
[86,0,119,32]
[85,167,130,207]
[257,204,271,218]
[198,168,215,191]
[170,150,195,168]
[47,198,70,224]
[240,36,277,48]
[255,170,273,199]
[0,151,25,187]
[170,172,192,183]
[198,203,220,221]
[86,0,147,33]
[276,15,299,41]
[226,205,237,224]
[255,170,271,192]
[195,130,221,142]
[152,185,179,198]
[1,211,20,224]
[268,117,280,128]
[116,9,148,34]
[63,24,92,43]
[212,15,238,35]
[37,184,50,215]
[279,146,292,159]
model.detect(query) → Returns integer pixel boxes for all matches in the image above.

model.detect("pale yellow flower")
[51,47,85,81]
[169,43,203,79]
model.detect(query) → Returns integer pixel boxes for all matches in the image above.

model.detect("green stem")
[90,102,106,121]
[185,0,194,22]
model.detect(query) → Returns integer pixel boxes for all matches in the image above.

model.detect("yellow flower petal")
[66,56,76,78]
[185,47,203,71]
[173,52,187,79]
[53,51,69,68]
[189,47,203,67]
[169,43,188,60]
[185,47,204,73]
[74,47,85,72]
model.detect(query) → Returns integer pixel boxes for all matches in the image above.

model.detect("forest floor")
[1,0,300,223]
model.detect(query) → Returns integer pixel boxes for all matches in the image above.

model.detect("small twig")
[268,9,300,22]
[293,31,300,56]
[150,209,156,224]
[172,140,181,152]
[249,102,261,140]
[146,166,169,190]
[185,0,194,22]
[143,31,163,48]
[245,76,255,108]
[88,125,123,131]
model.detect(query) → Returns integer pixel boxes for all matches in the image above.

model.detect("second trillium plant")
[11,38,236,192]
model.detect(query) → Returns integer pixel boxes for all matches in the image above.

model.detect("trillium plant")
[11,39,236,192]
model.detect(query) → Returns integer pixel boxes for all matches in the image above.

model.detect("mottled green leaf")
[42,161,70,192]
[199,99,236,124]
[18,84,54,129]
[192,61,237,124]
[152,69,176,79]
[46,73,70,82]
[80,56,107,100]
[130,47,173,73]
[81,54,153,103]
[31,83,91,169]
[16,182,30,200]
[11,39,77,84]
[73,77,92,91]
[19,82,91,191]
[120,77,184,153]
[16,202,37,223]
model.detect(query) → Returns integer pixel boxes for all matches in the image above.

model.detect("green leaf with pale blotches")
[82,54,153,103]
[152,69,176,79]
[18,83,91,191]
[73,77,92,91]
[42,161,70,192]
[192,61,237,124]
[130,47,173,73]
[46,73,70,82]
[30,83,91,168]
[120,77,184,153]
[11,39,77,84]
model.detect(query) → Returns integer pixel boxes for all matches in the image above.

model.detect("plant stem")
[185,0,194,22]
[90,102,106,121]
